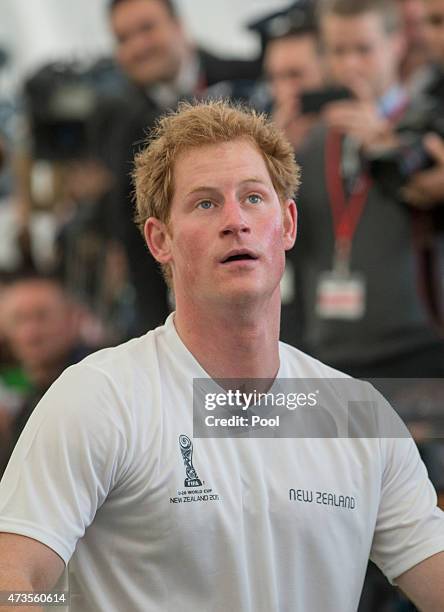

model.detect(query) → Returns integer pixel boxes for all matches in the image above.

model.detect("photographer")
[285,0,444,379]
[257,2,326,151]
[402,0,444,207]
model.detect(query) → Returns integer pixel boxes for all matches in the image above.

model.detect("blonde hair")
[133,99,301,284]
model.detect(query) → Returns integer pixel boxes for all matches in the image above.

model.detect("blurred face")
[321,12,404,97]
[145,139,296,308]
[423,0,444,64]
[111,0,184,86]
[2,281,76,372]
[397,0,427,45]
[264,34,325,108]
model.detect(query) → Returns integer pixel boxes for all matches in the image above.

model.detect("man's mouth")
[220,250,258,264]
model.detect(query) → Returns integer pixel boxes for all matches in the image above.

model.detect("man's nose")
[121,31,148,56]
[219,199,250,236]
[341,53,361,75]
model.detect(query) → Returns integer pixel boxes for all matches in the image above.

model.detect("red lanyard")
[325,129,373,253]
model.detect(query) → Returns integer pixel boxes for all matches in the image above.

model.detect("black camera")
[300,86,352,114]
[24,60,124,161]
[366,71,444,199]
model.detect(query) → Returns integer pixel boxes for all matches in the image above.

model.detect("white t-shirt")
[0,313,443,612]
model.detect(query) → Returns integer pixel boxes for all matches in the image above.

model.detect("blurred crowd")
[0,0,444,608]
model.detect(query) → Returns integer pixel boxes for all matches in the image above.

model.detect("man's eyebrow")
[185,178,270,198]
[184,186,220,199]
[239,177,269,187]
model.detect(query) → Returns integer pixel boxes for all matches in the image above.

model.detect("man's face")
[397,0,427,45]
[111,0,184,86]
[146,139,296,309]
[264,34,325,108]
[321,12,403,97]
[2,281,76,372]
[423,0,444,65]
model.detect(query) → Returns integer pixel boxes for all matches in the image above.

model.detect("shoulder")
[66,324,168,395]
[7,325,172,483]
[34,323,171,426]
[277,342,408,439]
[80,331,156,373]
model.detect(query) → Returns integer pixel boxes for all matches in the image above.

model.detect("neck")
[174,292,282,380]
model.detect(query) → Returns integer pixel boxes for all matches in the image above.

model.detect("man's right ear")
[144,217,172,265]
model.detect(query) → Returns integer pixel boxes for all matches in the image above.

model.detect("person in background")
[110,0,261,101]
[375,0,444,331]
[104,0,262,336]
[0,275,94,462]
[423,0,444,62]
[402,0,444,212]
[396,0,430,85]
[246,2,326,149]
[285,0,444,377]
[0,271,33,478]
[262,7,326,151]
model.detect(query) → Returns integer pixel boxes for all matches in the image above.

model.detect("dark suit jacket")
[198,48,262,87]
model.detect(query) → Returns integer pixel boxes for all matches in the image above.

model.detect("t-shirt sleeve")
[0,363,129,564]
[370,435,444,584]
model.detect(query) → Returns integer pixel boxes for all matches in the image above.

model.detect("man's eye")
[197,200,214,210]
[357,44,372,55]
[247,194,262,204]
[331,46,345,56]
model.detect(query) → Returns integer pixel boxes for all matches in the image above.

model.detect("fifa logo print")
[179,435,202,487]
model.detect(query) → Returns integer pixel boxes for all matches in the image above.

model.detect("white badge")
[316,271,366,320]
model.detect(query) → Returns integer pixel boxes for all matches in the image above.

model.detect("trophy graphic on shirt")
[179,435,202,487]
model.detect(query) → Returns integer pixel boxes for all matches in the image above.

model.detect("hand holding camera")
[321,77,399,150]
[401,134,444,208]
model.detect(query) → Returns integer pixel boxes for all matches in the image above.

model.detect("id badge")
[316,271,366,320]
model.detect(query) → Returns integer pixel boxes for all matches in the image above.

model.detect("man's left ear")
[283,198,297,250]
